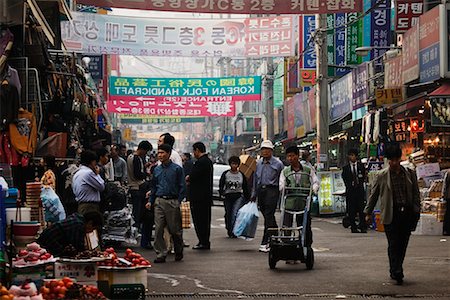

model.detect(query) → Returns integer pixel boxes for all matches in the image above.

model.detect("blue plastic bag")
[233,202,259,240]
[41,187,66,222]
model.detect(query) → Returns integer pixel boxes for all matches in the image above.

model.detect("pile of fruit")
[40,278,105,300]
[0,283,14,300]
[13,243,54,267]
[8,281,43,300]
[61,246,104,260]
[97,248,150,268]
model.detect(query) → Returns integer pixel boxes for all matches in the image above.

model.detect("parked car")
[212,164,230,200]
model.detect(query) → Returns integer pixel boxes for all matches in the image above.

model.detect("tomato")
[59,286,67,295]
[125,248,132,255]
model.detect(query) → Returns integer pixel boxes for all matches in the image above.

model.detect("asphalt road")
[132,206,449,300]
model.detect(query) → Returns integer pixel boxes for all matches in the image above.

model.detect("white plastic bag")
[0,176,8,197]
[233,202,259,240]
[41,187,66,222]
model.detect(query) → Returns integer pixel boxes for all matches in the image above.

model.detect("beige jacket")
[364,166,420,225]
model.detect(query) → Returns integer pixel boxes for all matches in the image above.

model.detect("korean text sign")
[108,76,261,117]
[62,12,296,57]
[395,0,423,32]
[352,63,368,110]
[402,23,419,83]
[330,73,353,122]
[418,5,441,83]
[75,0,362,14]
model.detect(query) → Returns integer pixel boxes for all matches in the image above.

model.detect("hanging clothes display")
[8,109,37,156]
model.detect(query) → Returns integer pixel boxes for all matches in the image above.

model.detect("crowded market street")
[143,206,450,299]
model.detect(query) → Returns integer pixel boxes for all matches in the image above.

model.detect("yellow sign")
[375,88,403,106]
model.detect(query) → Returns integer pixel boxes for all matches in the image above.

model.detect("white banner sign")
[61,12,296,57]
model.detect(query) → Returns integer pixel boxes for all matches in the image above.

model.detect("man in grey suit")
[364,143,420,285]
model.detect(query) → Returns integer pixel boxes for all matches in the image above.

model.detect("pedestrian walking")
[279,146,319,245]
[127,140,153,249]
[147,144,186,263]
[442,170,450,236]
[365,142,420,285]
[73,150,105,215]
[158,133,183,167]
[342,148,367,233]
[110,144,128,183]
[251,140,284,253]
[219,156,250,238]
[96,148,110,181]
[187,142,213,250]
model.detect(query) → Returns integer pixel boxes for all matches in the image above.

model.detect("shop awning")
[392,95,425,116]
[429,82,450,97]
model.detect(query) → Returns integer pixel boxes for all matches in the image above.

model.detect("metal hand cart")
[267,171,314,270]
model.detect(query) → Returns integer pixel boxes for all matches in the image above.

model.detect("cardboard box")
[239,155,257,172]
[98,268,148,289]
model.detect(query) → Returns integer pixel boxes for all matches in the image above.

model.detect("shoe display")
[154,257,166,263]
[175,253,183,261]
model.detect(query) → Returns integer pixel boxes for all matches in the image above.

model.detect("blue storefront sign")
[86,55,103,80]
[419,43,440,83]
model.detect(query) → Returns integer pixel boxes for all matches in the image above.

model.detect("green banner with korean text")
[346,13,363,65]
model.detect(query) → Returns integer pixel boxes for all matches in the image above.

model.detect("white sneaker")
[259,244,270,253]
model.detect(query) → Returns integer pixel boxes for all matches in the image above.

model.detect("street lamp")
[355,46,401,57]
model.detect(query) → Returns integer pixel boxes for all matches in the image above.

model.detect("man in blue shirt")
[147,144,186,263]
[251,140,284,253]
[73,150,105,215]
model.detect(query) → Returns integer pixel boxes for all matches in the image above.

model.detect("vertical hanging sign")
[370,0,391,66]
[335,13,348,76]
[346,12,363,65]
[327,14,335,77]
[302,15,317,69]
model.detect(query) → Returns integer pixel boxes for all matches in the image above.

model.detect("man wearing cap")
[251,140,284,252]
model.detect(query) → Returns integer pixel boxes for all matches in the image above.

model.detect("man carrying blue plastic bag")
[233,202,259,239]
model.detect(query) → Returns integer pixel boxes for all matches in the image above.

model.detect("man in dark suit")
[342,148,367,233]
[187,142,213,250]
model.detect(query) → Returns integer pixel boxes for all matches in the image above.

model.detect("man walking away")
[365,143,420,285]
[147,144,186,263]
[127,141,153,249]
[342,148,367,233]
[187,142,213,250]
[251,140,284,253]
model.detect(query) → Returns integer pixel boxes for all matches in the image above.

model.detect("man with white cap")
[251,140,284,252]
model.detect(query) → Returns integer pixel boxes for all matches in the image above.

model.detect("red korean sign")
[395,0,424,32]
[402,23,419,84]
[300,69,316,87]
[107,97,235,117]
[76,0,362,14]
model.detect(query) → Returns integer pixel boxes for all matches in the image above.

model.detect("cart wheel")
[268,249,277,269]
[305,247,314,270]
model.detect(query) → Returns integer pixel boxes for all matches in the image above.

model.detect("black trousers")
[346,189,366,230]
[191,200,212,246]
[384,210,413,279]
[257,186,280,245]
[283,212,313,247]
[443,199,450,235]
